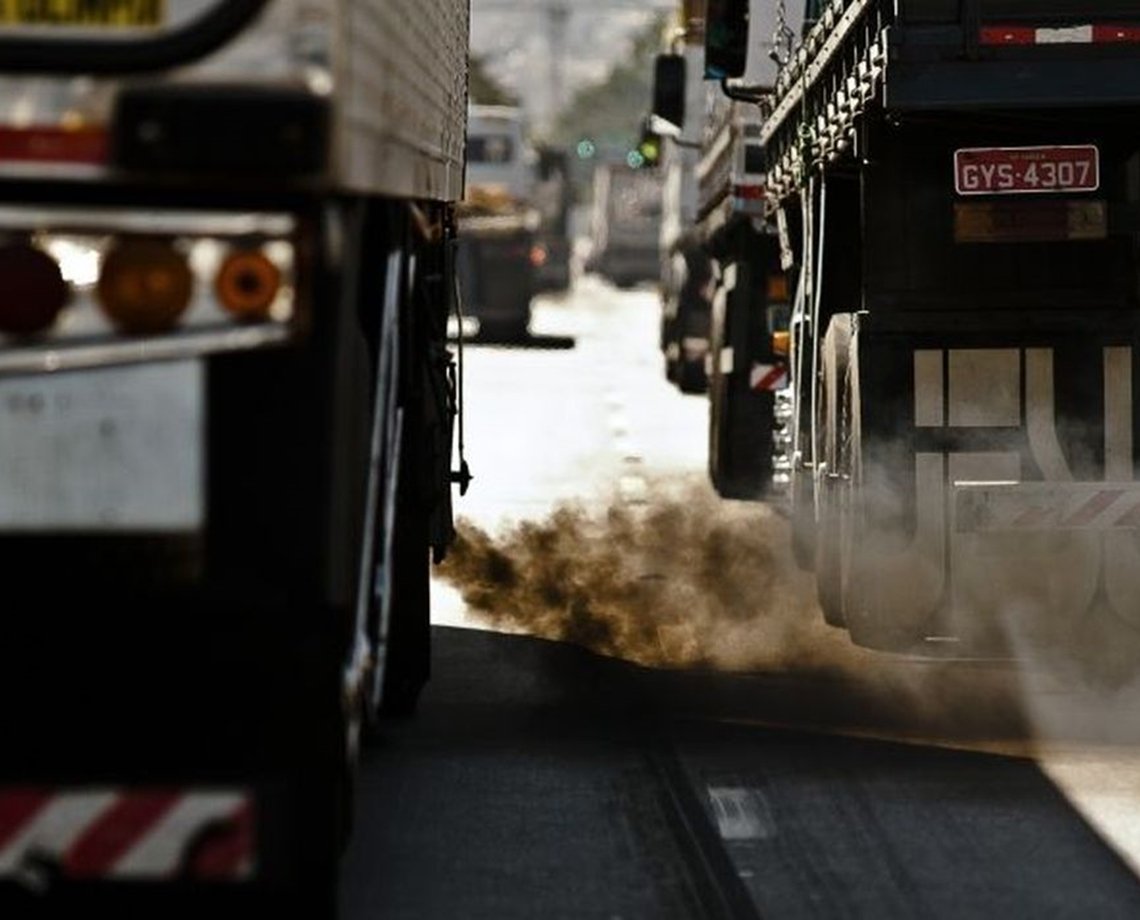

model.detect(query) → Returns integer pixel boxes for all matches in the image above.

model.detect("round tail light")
[215,249,281,321]
[0,243,68,337]
[97,238,193,335]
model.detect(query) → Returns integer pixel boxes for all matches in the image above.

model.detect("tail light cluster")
[0,206,298,369]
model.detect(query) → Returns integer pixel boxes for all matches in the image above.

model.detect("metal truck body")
[757,0,1140,653]
[0,1,467,913]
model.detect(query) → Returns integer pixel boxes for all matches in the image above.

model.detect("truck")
[0,1,467,914]
[458,105,539,340]
[532,145,573,294]
[586,160,663,289]
[652,15,717,395]
[667,0,1140,657]
[653,0,800,482]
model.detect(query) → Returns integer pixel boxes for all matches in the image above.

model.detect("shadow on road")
[452,331,577,349]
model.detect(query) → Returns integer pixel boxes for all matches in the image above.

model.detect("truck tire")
[815,315,853,627]
[836,332,920,652]
[707,280,774,500]
[377,237,435,719]
[678,354,708,394]
[379,471,431,717]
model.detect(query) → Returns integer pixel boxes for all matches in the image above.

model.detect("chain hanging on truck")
[449,253,473,497]
[761,0,890,201]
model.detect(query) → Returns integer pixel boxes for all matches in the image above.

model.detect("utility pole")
[545,2,569,128]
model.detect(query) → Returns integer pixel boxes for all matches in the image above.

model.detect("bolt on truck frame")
[0,0,467,914]
[758,0,1140,653]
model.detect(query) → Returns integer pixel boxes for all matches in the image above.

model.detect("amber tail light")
[215,249,281,321]
[97,239,193,334]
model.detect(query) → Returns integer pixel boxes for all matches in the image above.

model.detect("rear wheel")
[379,465,431,717]
[707,261,775,500]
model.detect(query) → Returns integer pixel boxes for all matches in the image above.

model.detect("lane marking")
[707,786,776,841]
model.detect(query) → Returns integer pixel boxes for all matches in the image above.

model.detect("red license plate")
[954,145,1099,196]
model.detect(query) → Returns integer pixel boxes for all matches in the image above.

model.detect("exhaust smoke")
[438,478,841,670]
[435,476,1052,744]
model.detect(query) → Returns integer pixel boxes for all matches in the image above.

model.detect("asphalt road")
[340,276,1140,918]
[342,625,1140,919]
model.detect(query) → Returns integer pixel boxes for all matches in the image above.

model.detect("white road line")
[706,786,776,841]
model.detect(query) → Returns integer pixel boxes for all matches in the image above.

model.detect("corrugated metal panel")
[339,0,469,202]
[0,0,469,202]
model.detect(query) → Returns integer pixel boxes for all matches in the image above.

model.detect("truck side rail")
[760,0,1140,201]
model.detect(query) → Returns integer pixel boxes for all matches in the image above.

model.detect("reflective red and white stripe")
[958,485,1140,532]
[980,23,1140,45]
[1008,488,1140,529]
[0,787,255,881]
[750,362,788,392]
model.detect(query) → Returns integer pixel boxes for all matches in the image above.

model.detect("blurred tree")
[470,55,519,106]
[546,15,665,151]
[543,14,668,199]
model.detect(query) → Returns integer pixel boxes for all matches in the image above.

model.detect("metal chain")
[772,0,795,68]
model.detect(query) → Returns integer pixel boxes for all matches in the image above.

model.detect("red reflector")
[981,22,1140,45]
[733,184,766,200]
[0,127,108,165]
[1093,24,1140,42]
[185,800,255,880]
[980,26,1035,45]
[0,244,69,336]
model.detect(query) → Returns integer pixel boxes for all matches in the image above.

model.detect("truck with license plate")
[0,0,468,915]
[751,0,1140,654]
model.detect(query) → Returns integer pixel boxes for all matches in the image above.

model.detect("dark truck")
[651,0,798,472]
[0,1,467,914]
[691,0,1140,655]
[532,145,573,294]
[458,105,539,340]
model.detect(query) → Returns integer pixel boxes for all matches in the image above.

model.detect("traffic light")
[636,119,661,168]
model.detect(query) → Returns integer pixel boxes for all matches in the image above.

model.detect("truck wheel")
[379,512,430,719]
[378,350,432,719]
[815,315,853,627]
[677,355,708,394]
[835,340,920,653]
[707,287,774,500]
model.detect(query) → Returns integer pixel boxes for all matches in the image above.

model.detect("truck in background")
[697,0,799,499]
[665,0,1140,658]
[532,145,573,294]
[653,14,717,395]
[586,160,663,290]
[458,105,540,340]
[0,1,467,914]
[652,0,800,482]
